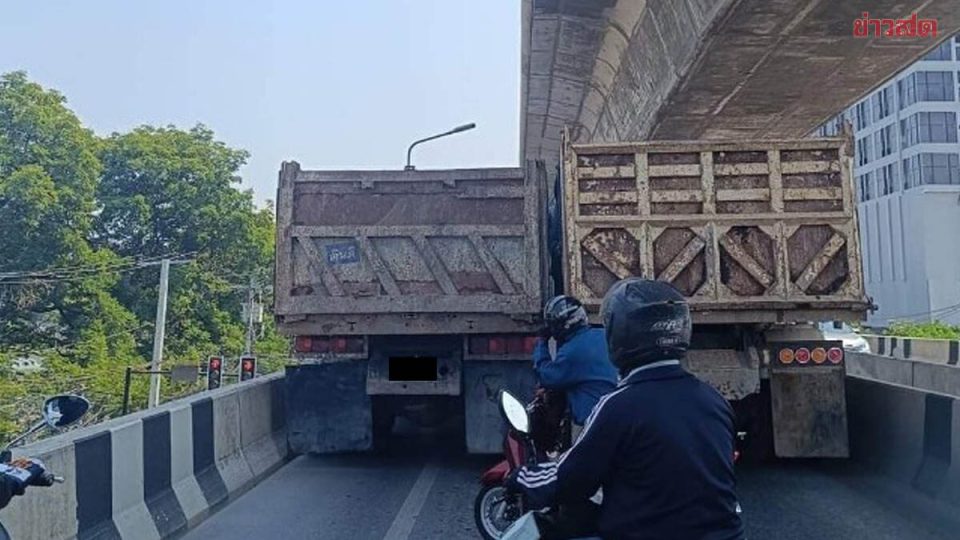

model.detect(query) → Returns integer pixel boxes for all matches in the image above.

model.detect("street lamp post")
[405,123,476,170]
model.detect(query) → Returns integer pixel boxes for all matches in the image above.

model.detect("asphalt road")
[184,430,959,540]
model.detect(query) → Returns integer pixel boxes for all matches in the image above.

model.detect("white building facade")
[817,35,960,326]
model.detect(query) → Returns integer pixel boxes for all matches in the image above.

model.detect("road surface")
[184,429,958,540]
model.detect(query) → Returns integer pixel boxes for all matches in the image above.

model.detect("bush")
[885,321,960,340]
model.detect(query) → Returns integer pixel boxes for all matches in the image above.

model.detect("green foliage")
[0,72,290,441]
[886,321,960,340]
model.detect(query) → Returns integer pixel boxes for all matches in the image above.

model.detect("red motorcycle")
[475,389,567,540]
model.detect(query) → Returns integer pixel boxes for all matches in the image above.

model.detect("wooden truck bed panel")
[561,133,869,323]
[275,163,547,334]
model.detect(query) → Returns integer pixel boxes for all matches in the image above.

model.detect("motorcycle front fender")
[480,459,510,486]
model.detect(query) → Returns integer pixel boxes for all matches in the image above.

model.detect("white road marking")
[382,463,439,540]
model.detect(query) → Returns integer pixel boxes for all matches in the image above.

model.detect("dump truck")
[274,163,549,453]
[274,131,869,457]
[558,131,869,458]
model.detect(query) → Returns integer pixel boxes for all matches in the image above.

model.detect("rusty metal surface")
[683,348,761,401]
[275,162,547,335]
[562,131,868,323]
[770,365,849,458]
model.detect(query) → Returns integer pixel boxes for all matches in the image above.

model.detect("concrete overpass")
[521,0,960,163]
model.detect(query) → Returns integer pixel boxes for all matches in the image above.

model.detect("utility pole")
[244,275,257,355]
[148,258,171,408]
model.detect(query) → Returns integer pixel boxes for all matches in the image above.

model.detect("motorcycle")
[474,389,538,540]
[483,390,747,540]
[0,394,90,540]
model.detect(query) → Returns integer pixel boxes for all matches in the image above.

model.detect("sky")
[0,0,521,206]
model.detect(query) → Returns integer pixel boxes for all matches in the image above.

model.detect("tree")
[96,125,278,363]
[0,72,135,353]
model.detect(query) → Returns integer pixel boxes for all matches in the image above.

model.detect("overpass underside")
[521,0,960,163]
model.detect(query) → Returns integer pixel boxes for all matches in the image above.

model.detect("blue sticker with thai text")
[325,242,360,265]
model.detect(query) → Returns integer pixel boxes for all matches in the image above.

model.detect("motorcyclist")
[0,458,49,510]
[533,295,618,437]
[511,279,744,540]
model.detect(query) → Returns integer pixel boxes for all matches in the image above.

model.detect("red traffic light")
[209,356,222,370]
[240,356,256,381]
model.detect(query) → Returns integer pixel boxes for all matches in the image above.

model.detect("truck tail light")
[294,336,313,353]
[294,336,364,354]
[795,348,811,364]
[778,348,795,364]
[812,347,827,364]
[468,335,538,356]
[828,347,844,364]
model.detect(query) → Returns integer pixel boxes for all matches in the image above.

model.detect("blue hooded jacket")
[532,326,618,424]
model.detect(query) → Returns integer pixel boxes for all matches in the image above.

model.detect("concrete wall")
[847,353,960,397]
[847,376,960,508]
[2,374,288,540]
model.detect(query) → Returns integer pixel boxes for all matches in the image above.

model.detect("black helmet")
[543,295,588,341]
[600,278,691,374]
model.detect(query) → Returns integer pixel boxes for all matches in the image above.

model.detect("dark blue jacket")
[532,327,618,425]
[514,361,744,540]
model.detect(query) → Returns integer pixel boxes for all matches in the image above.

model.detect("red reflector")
[489,337,506,354]
[795,348,811,364]
[332,337,348,353]
[294,336,312,353]
[523,337,538,355]
[828,347,844,364]
[469,337,489,355]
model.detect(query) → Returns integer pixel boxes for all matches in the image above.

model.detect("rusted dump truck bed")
[275,162,546,335]
[561,134,869,324]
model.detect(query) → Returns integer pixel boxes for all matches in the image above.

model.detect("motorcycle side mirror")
[499,390,530,434]
[42,395,90,430]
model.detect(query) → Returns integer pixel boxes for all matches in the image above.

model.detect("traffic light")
[240,356,256,381]
[207,356,223,390]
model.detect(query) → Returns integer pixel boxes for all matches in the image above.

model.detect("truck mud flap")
[463,361,537,454]
[769,343,849,458]
[285,362,371,454]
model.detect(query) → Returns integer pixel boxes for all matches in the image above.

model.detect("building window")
[899,71,956,108]
[922,40,953,61]
[855,100,871,130]
[874,124,896,158]
[878,163,898,196]
[919,153,960,185]
[857,172,874,202]
[902,155,921,189]
[900,112,958,148]
[872,86,894,121]
[856,136,873,165]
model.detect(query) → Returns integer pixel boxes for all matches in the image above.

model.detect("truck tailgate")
[275,163,546,334]
[561,133,869,323]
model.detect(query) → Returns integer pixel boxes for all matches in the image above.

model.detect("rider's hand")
[10,458,47,486]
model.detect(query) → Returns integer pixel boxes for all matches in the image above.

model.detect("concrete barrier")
[1,373,288,540]
[847,353,960,398]
[864,335,960,365]
[847,376,960,506]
